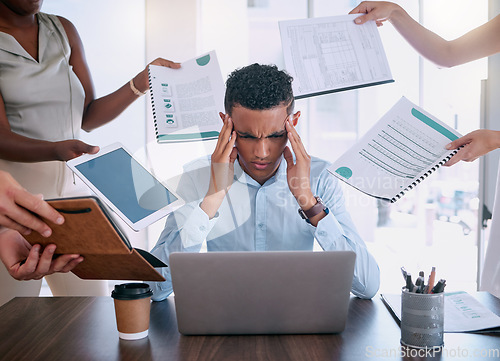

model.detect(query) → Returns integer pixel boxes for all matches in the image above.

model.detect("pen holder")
[400,288,444,349]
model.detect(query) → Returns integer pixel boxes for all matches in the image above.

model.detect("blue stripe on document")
[411,108,459,141]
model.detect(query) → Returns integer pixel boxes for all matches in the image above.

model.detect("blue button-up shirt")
[150,155,380,300]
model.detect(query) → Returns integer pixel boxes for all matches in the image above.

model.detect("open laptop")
[169,251,356,335]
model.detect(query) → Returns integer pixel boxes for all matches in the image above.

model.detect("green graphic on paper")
[196,54,211,66]
[411,108,458,141]
[335,166,352,179]
[164,99,173,109]
[165,114,175,124]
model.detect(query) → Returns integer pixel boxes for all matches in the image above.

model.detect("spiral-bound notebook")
[148,50,224,143]
[328,97,462,203]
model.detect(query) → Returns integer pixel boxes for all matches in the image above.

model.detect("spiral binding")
[147,67,159,139]
[390,148,460,203]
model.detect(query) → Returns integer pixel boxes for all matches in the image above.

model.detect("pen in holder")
[400,288,444,349]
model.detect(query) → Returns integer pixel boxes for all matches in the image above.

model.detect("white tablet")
[67,143,184,231]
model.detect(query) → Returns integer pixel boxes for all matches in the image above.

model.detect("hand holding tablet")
[67,143,184,231]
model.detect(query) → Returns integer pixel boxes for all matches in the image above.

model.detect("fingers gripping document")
[279,14,394,99]
[328,97,462,203]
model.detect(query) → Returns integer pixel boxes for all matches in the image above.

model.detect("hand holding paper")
[328,97,462,202]
[279,14,393,98]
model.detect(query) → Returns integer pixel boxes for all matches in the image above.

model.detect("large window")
[196,0,487,294]
[302,0,487,293]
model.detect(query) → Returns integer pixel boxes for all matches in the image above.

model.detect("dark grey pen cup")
[400,288,444,349]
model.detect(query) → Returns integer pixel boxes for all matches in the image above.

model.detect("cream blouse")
[0,12,85,197]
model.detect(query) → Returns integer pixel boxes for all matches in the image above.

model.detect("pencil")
[427,267,436,294]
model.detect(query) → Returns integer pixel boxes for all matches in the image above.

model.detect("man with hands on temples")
[151,64,380,301]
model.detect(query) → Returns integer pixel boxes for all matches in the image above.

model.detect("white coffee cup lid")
[118,329,149,340]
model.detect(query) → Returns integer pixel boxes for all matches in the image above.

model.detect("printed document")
[328,97,462,203]
[279,14,393,99]
[148,50,225,143]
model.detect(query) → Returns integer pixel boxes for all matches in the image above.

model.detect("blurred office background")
[41,0,498,295]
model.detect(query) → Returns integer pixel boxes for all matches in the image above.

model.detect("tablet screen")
[74,148,178,223]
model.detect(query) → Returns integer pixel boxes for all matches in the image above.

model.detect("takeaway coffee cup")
[111,283,153,340]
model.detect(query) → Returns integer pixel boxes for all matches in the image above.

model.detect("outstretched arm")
[350,1,500,67]
[0,17,180,163]
[58,17,181,132]
[0,93,99,162]
[444,130,500,166]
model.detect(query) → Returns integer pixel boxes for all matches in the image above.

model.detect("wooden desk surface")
[0,292,498,361]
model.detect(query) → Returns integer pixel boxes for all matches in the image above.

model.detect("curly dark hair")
[224,63,295,115]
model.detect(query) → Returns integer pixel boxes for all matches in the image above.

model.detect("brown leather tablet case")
[25,197,166,281]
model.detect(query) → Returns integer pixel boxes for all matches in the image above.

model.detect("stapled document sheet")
[279,14,393,99]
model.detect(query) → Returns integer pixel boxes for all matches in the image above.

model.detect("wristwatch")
[298,196,329,224]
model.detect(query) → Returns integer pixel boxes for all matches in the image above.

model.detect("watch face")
[298,208,308,220]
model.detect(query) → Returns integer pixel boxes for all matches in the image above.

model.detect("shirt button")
[258,223,265,230]
[199,225,206,231]
[318,231,327,237]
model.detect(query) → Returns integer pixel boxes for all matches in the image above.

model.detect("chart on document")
[279,14,394,99]
[328,97,462,202]
[148,50,225,143]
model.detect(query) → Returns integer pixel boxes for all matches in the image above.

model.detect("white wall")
[43,0,147,154]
